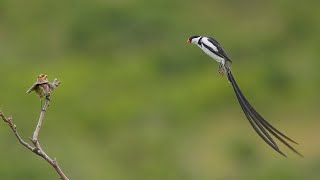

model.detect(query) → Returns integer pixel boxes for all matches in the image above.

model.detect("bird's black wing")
[225,66,303,157]
[207,37,232,63]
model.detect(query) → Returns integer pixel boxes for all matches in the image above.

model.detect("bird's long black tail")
[224,65,303,157]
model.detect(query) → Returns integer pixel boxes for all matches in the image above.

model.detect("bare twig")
[31,98,69,180]
[0,76,68,180]
[32,97,50,142]
[0,112,34,151]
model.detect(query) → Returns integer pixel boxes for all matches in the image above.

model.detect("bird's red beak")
[187,39,191,44]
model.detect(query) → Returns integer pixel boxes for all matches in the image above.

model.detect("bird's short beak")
[187,39,191,44]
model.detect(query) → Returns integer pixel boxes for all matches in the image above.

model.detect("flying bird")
[187,35,302,157]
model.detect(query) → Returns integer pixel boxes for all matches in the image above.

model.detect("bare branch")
[0,76,68,180]
[32,97,50,142]
[0,112,34,151]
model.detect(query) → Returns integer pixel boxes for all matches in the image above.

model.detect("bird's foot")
[218,64,225,76]
[218,70,224,76]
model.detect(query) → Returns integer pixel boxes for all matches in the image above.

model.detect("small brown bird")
[26,74,52,99]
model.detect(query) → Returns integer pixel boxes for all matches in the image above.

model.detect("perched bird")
[187,35,302,157]
[26,74,52,99]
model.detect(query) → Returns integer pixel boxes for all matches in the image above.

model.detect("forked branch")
[0,76,69,180]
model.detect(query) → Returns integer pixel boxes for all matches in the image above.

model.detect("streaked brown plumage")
[26,74,52,98]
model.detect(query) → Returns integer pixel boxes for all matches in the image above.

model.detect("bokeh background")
[0,0,320,179]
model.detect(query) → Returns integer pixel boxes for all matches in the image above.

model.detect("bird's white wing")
[206,37,232,63]
[202,38,218,52]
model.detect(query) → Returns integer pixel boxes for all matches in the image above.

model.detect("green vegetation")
[0,0,319,179]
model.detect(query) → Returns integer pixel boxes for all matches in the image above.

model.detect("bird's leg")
[40,98,43,110]
[218,63,225,76]
[40,96,51,112]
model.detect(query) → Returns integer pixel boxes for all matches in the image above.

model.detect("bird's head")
[38,74,48,80]
[187,35,201,44]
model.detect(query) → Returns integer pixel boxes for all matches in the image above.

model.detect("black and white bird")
[187,35,302,157]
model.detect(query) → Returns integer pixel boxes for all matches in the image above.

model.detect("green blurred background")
[0,0,320,179]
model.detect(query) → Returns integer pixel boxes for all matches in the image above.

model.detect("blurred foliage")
[0,0,320,179]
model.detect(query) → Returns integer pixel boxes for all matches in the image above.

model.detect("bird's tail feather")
[224,65,303,157]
